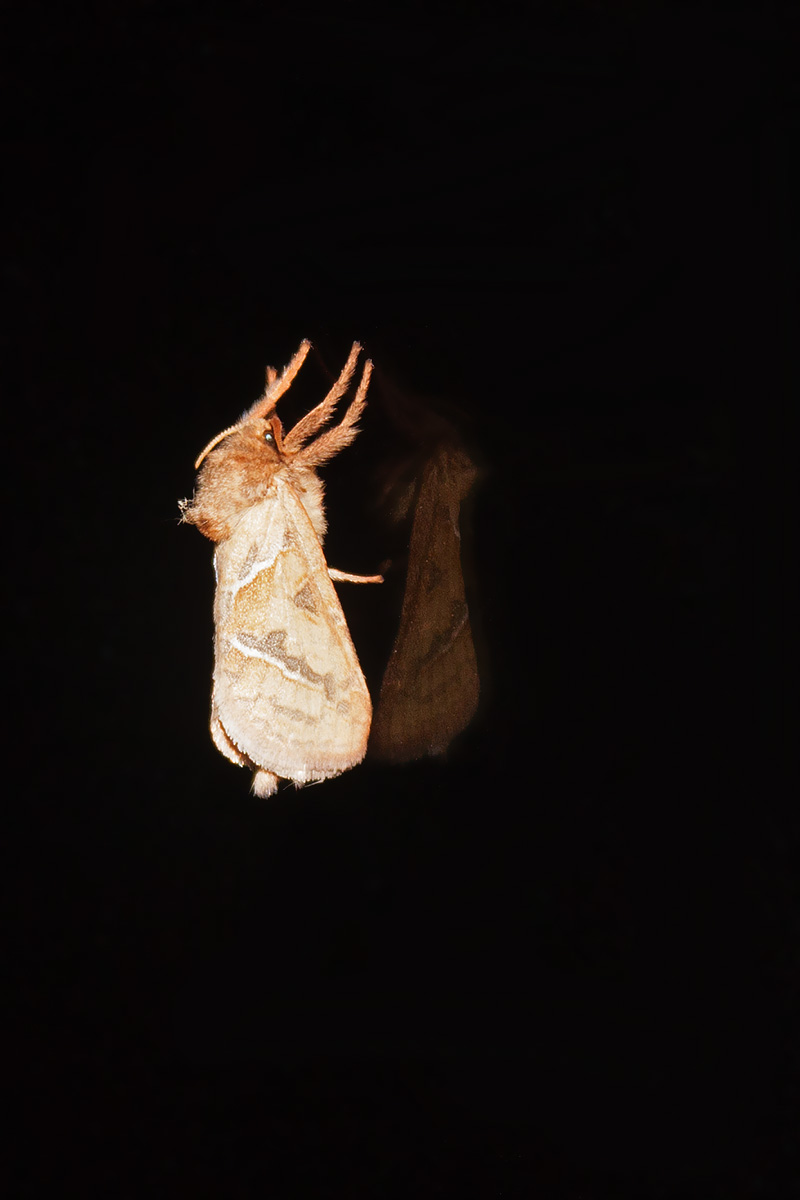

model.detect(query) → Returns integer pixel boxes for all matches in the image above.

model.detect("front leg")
[328,568,383,584]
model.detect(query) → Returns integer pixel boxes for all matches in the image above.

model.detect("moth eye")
[264,430,276,447]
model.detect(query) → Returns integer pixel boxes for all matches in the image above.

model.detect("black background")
[7,4,796,1196]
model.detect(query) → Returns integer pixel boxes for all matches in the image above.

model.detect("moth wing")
[212,477,372,784]
[370,444,479,761]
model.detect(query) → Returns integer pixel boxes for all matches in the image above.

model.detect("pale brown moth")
[181,341,382,798]
[369,388,479,763]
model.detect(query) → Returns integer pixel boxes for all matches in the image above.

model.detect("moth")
[369,385,479,762]
[181,340,382,798]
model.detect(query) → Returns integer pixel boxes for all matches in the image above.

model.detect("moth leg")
[328,567,384,584]
[290,360,373,468]
[281,342,362,452]
[252,769,280,798]
[244,341,312,421]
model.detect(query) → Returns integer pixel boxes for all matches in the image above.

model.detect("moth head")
[195,411,292,468]
[181,339,372,542]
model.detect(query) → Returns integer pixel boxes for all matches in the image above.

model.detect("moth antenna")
[193,341,311,468]
[294,359,373,469]
[194,421,247,469]
[282,342,362,454]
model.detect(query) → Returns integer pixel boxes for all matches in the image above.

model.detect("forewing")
[212,477,372,783]
[370,444,479,761]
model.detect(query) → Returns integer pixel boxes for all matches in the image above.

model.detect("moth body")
[181,341,381,797]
